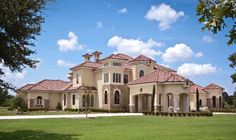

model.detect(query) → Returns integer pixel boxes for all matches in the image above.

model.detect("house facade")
[17,51,224,112]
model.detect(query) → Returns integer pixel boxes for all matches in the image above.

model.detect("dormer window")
[104,63,109,67]
[76,74,80,84]
[139,70,144,77]
[113,62,121,66]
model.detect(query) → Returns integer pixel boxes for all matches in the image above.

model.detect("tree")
[196,88,200,112]
[151,84,155,112]
[196,0,236,82]
[0,0,49,90]
[229,53,236,83]
[11,95,27,113]
[0,87,13,106]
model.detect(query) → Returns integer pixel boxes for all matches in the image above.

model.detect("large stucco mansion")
[17,51,224,112]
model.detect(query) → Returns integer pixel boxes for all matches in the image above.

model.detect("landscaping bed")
[143,111,213,117]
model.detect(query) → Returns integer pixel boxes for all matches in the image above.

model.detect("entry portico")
[128,69,191,113]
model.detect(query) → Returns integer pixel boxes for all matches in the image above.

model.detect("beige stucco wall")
[49,93,62,110]
[72,68,95,87]
[95,71,103,108]
[189,93,207,111]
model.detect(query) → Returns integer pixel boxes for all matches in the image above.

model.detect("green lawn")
[0,115,236,140]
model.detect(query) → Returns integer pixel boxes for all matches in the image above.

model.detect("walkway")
[0,113,143,120]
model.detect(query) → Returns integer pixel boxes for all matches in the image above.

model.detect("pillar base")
[129,104,135,113]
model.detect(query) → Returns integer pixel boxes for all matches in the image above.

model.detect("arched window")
[72,94,76,105]
[82,95,86,107]
[139,70,144,77]
[114,90,120,104]
[91,95,94,107]
[199,99,202,106]
[212,96,216,108]
[219,96,222,108]
[104,91,108,104]
[87,95,90,107]
[36,96,42,105]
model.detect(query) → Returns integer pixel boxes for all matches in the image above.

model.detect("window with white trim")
[36,96,42,105]
[124,74,128,84]
[104,73,109,83]
[76,74,80,84]
[113,62,121,66]
[114,90,120,104]
[113,73,121,83]
[72,94,76,105]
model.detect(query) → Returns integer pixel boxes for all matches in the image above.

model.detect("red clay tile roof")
[116,53,134,61]
[18,80,72,92]
[129,55,156,63]
[154,64,176,72]
[128,68,187,85]
[190,84,206,93]
[82,53,93,57]
[203,83,224,90]
[92,51,102,55]
[19,84,35,90]
[66,85,97,91]
[70,61,102,70]
[100,54,127,61]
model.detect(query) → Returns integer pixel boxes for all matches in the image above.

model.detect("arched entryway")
[179,93,188,112]
[133,93,152,112]
[212,96,216,108]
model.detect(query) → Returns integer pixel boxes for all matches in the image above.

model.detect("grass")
[0,115,236,140]
[0,107,81,116]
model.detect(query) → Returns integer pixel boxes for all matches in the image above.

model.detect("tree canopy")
[0,0,48,90]
[196,0,236,83]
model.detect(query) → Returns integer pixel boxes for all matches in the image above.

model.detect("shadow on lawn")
[0,130,80,140]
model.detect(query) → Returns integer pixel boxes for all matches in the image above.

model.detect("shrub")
[28,108,48,111]
[11,95,27,113]
[56,102,62,111]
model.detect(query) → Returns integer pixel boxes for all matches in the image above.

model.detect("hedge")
[143,111,213,117]
[210,108,236,113]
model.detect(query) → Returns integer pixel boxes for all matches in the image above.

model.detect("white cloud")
[162,43,193,63]
[118,8,128,14]
[57,32,84,52]
[96,22,103,29]
[145,3,184,30]
[108,35,162,58]
[195,52,203,58]
[202,35,213,43]
[177,63,217,77]
[57,59,76,68]
[0,64,26,81]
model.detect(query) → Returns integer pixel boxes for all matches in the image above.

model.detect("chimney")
[82,53,93,62]
[92,51,102,62]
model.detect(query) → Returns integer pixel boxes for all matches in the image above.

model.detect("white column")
[138,95,143,112]
[174,95,179,112]
[129,95,135,112]
[154,93,158,112]
[186,95,190,112]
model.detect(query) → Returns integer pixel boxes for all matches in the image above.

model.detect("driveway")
[0,113,143,120]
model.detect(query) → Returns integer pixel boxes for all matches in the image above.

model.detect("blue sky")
[3,0,236,95]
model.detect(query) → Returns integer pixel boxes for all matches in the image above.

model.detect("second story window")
[113,62,121,66]
[139,70,144,77]
[113,73,121,83]
[124,74,128,84]
[104,73,109,83]
[76,74,80,84]
[104,63,109,67]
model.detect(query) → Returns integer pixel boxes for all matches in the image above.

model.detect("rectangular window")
[72,94,75,105]
[104,63,109,67]
[76,74,80,84]
[124,74,128,84]
[112,62,121,66]
[64,94,66,106]
[113,73,121,83]
[104,73,109,83]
